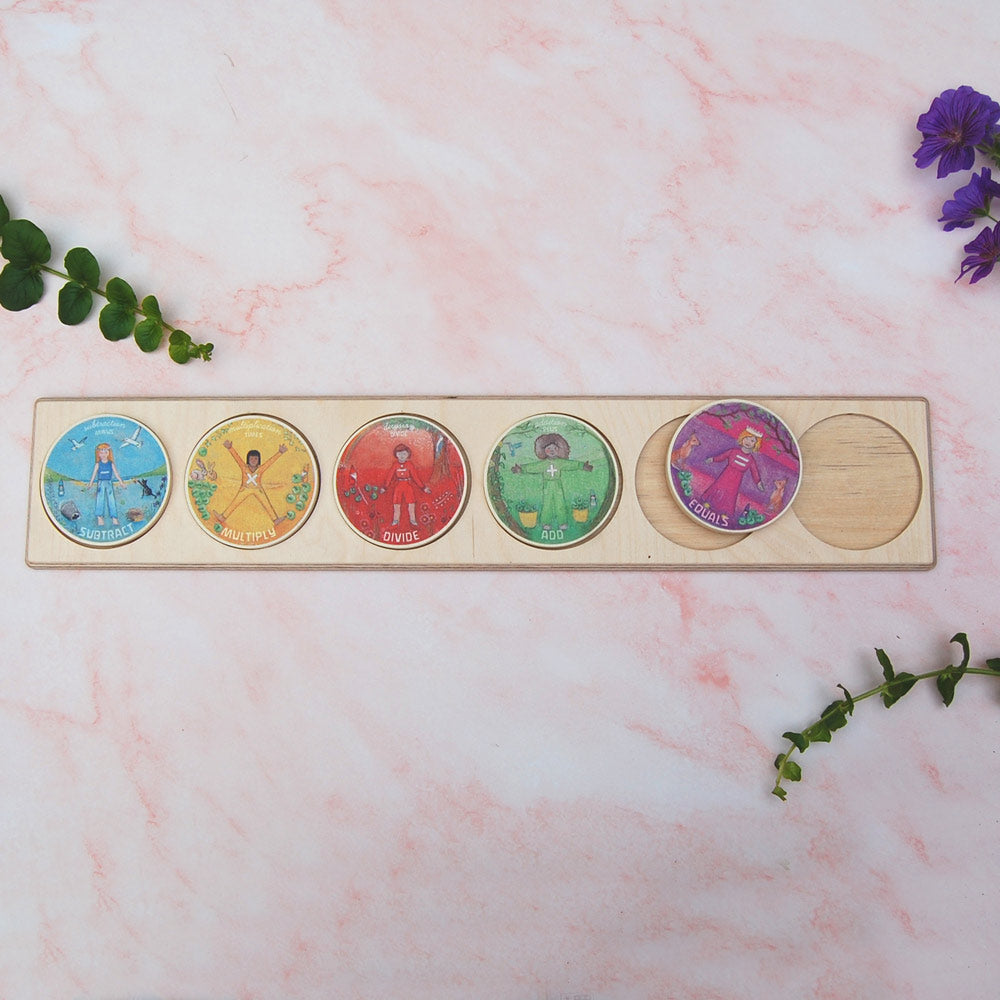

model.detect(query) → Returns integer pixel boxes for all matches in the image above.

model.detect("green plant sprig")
[0,193,212,364]
[773,633,1000,800]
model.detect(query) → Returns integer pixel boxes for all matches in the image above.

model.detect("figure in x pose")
[213,440,288,527]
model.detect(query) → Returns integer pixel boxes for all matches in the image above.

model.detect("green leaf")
[782,731,809,753]
[774,755,802,782]
[58,280,94,325]
[168,329,193,364]
[140,294,162,320]
[837,684,855,715]
[0,262,44,310]
[877,647,917,706]
[105,276,137,308]
[64,247,100,288]
[168,329,213,364]
[936,669,959,707]
[0,195,9,228]
[951,632,971,670]
[882,672,917,708]
[133,317,163,352]
[99,301,136,341]
[0,219,51,266]
[986,658,1000,673]
[802,720,832,743]
[876,647,895,683]
[820,701,850,732]
[937,633,972,707]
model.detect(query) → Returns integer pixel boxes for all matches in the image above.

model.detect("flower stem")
[976,140,1000,170]
[38,263,182,334]
[772,666,1000,800]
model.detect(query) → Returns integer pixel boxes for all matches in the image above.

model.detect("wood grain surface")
[27,397,934,569]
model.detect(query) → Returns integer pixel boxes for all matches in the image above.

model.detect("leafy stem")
[975,138,1000,170]
[772,633,1000,800]
[0,193,212,364]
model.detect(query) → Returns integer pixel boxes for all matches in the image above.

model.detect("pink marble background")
[2,2,999,998]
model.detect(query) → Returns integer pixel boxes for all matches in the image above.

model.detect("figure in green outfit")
[512,433,593,531]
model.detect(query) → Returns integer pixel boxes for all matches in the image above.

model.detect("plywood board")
[26,397,935,570]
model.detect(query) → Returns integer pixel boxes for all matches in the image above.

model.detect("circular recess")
[794,413,921,550]
[635,417,744,550]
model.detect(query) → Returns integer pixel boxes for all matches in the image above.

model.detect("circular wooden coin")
[39,414,171,548]
[335,414,469,549]
[185,414,319,549]
[666,399,802,533]
[485,413,622,549]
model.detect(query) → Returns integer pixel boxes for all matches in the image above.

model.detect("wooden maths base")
[26,397,935,570]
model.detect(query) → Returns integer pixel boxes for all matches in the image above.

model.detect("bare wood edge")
[26,395,936,572]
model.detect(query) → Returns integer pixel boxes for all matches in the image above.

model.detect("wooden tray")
[26,396,935,570]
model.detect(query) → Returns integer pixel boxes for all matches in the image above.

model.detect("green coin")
[485,413,621,549]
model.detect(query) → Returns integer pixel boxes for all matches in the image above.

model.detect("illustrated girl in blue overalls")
[87,442,127,526]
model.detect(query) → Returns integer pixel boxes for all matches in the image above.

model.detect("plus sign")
[545,463,558,478]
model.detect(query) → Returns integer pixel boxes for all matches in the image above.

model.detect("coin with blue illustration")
[40,414,171,548]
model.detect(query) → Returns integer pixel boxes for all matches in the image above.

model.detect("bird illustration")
[121,427,142,448]
[70,437,87,450]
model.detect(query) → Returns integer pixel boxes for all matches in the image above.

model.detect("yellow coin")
[185,414,319,549]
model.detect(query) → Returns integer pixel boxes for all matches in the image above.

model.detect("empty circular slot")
[794,414,921,550]
[635,417,746,550]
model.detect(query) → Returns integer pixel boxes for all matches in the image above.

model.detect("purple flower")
[939,167,1000,231]
[956,222,1000,283]
[914,86,1000,179]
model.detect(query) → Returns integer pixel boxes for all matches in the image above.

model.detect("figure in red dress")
[700,426,765,520]
[383,444,431,527]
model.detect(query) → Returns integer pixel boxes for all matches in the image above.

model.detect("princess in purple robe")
[700,426,765,519]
